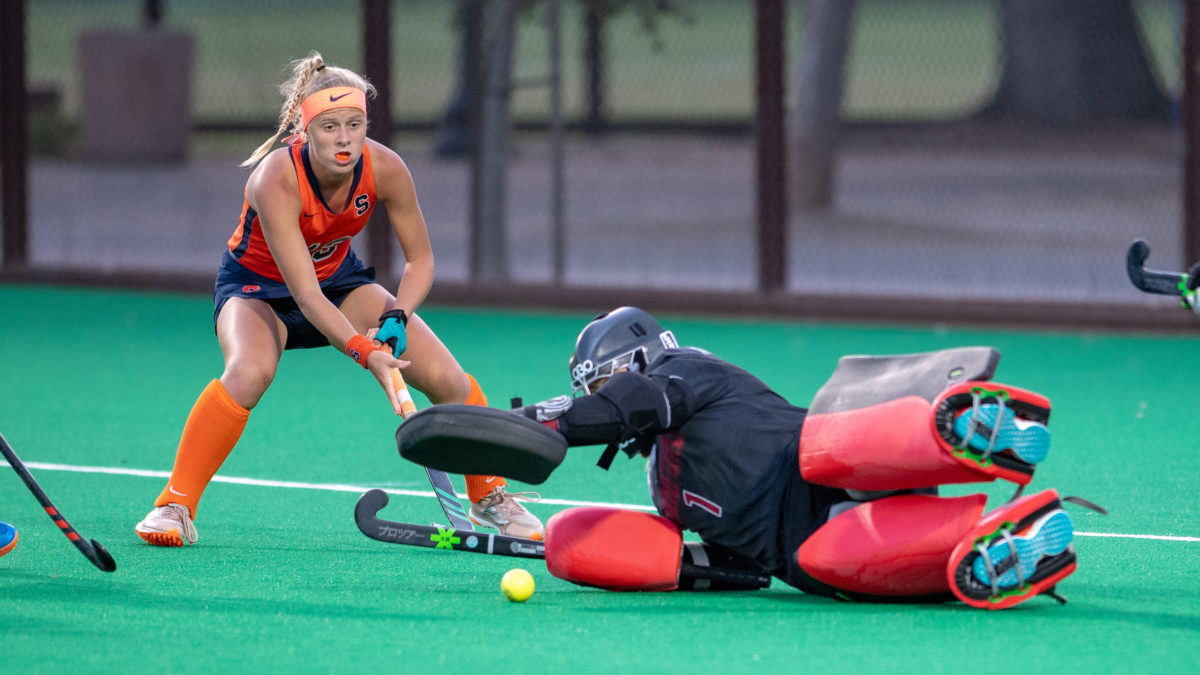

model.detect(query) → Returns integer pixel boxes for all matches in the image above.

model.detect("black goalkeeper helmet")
[569,306,679,396]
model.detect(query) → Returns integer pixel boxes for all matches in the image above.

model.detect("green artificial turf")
[1,284,1197,673]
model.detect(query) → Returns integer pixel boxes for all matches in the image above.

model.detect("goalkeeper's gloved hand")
[376,309,408,357]
[519,395,573,422]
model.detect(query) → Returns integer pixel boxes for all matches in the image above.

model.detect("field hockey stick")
[356,488,541,557]
[0,431,116,572]
[375,345,475,531]
[355,489,772,589]
[1126,239,1194,296]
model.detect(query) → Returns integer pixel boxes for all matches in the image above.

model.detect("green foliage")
[595,0,694,50]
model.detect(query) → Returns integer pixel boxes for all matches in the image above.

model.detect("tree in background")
[433,0,690,157]
[983,0,1173,125]
[793,0,1174,209]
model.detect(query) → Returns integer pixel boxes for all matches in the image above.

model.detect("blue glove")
[376,309,408,357]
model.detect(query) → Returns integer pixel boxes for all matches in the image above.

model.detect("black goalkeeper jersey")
[643,350,847,580]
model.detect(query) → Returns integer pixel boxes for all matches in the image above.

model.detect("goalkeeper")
[518,307,1096,609]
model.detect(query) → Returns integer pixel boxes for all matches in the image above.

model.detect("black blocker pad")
[396,405,568,485]
[809,347,1000,414]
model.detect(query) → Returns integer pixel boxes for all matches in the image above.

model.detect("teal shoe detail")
[954,403,1050,464]
[972,509,1073,590]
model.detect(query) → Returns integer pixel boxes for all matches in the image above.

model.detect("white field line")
[1075,531,1200,543]
[2,460,657,512]
[6,461,1198,542]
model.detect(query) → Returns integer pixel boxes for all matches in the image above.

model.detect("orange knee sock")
[155,379,250,518]
[462,373,507,502]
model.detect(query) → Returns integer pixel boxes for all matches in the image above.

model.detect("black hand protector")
[553,371,694,470]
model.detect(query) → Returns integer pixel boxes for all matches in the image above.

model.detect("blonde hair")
[241,51,378,167]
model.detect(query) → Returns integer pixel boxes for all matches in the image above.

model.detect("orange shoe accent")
[154,379,250,517]
[461,373,507,502]
[135,529,185,548]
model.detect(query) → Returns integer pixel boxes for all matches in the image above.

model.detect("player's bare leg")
[136,298,286,547]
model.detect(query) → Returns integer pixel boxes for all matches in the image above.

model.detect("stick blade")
[396,405,567,485]
[89,540,117,572]
[1127,239,1186,295]
[355,489,389,521]
[1126,239,1152,289]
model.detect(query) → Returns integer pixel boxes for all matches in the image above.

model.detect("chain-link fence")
[6,0,1194,327]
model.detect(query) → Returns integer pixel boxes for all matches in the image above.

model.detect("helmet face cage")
[570,348,641,396]
[568,307,678,397]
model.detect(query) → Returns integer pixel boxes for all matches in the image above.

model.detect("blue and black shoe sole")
[953,404,1051,464]
[970,509,1073,588]
[935,393,1050,477]
[952,499,1075,603]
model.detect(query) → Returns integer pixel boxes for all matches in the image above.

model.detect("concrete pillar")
[77,27,194,162]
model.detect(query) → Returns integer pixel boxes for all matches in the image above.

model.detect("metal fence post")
[474,0,515,282]
[1183,0,1200,267]
[363,0,394,288]
[1,0,29,269]
[755,0,786,292]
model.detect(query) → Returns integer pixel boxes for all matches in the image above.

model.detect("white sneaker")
[470,486,544,541]
[135,503,198,547]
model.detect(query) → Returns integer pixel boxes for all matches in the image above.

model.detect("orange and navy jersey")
[227,144,377,282]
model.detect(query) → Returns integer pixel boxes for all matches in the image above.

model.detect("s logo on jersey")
[354,194,371,216]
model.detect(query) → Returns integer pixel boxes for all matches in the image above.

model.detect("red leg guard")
[948,489,1075,610]
[545,507,683,591]
[800,396,990,491]
[796,493,987,599]
[800,381,1048,490]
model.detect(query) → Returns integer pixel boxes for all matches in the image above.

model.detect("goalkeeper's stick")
[1126,239,1197,296]
[0,431,116,572]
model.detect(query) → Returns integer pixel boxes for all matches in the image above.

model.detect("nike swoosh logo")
[485,477,498,483]
[168,485,189,497]
[330,92,351,102]
[302,212,316,218]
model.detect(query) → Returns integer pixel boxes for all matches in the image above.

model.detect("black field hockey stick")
[377,345,475,532]
[355,489,772,589]
[355,488,542,558]
[1126,239,1197,296]
[0,431,116,572]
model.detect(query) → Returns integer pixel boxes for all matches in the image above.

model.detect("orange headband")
[299,86,367,131]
